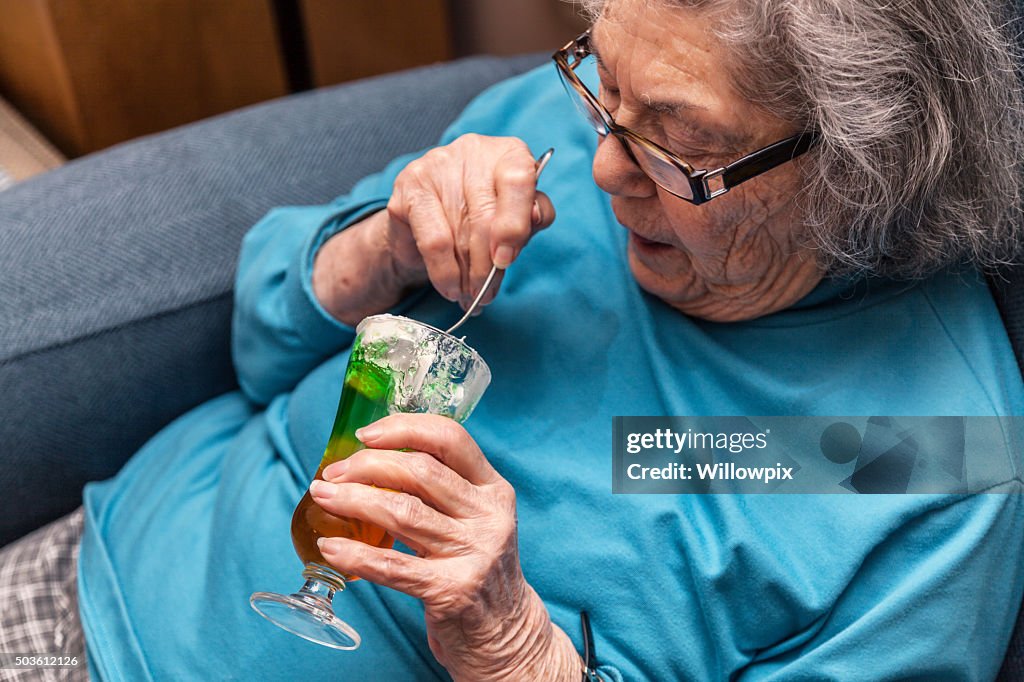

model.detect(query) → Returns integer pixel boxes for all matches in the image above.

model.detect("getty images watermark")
[612,416,1024,494]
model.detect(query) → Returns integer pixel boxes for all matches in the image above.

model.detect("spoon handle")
[445,148,554,335]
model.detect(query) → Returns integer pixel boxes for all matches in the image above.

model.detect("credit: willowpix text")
[611,416,1023,495]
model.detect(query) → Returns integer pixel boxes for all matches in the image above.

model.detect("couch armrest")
[0,54,545,547]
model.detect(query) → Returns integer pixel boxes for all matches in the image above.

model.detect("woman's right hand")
[312,134,555,327]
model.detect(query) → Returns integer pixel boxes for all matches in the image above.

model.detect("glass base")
[250,564,361,650]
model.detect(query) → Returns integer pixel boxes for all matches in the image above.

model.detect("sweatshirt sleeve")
[230,63,562,406]
[739,488,1024,681]
[231,151,420,406]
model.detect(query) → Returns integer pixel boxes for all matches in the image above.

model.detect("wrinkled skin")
[308,1,823,679]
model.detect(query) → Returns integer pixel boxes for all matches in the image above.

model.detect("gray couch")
[0,53,1021,679]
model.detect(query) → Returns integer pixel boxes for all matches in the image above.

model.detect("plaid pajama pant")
[0,509,88,682]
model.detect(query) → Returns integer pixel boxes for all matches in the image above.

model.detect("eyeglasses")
[552,30,818,205]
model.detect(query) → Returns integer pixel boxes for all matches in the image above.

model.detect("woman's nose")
[592,134,656,199]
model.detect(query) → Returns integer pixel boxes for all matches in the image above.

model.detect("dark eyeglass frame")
[552,30,819,205]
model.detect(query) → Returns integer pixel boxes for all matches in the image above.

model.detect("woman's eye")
[673,145,710,160]
[674,148,715,165]
[664,132,715,162]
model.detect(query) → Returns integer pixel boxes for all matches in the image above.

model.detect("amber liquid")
[290,353,396,581]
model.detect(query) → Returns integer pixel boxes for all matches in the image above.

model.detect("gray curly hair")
[580,0,1024,278]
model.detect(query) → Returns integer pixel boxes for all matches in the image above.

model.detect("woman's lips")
[628,230,673,251]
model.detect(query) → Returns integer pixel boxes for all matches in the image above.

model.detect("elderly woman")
[3,0,1023,679]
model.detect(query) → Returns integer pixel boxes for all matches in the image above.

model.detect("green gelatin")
[320,345,395,470]
[290,345,399,569]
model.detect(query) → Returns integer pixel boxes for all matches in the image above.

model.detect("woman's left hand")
[310,413,581,682]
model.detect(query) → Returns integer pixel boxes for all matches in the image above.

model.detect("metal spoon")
[445,148,555,335]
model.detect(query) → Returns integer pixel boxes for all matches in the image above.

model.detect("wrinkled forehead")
[589,0,732,90]
[589,0,761,143]
[594,0,728,25]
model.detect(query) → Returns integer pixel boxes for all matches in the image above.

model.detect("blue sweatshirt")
[78,63,1024,681]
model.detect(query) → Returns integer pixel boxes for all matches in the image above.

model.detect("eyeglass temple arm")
[718,131,819,190]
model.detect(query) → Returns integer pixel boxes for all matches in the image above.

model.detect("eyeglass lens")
[626,141,694,200]
[556,67,608,136]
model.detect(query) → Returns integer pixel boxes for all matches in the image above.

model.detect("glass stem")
[298,563,347,607]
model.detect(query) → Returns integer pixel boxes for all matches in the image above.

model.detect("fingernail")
[322,459,349,480]
[355,424,381,442]
[531,201,542,225]
[310,479,338,499]
[317,537,339,556]
[494,245,516,269]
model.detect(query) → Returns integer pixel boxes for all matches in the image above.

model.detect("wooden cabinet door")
[0,0,288,157]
